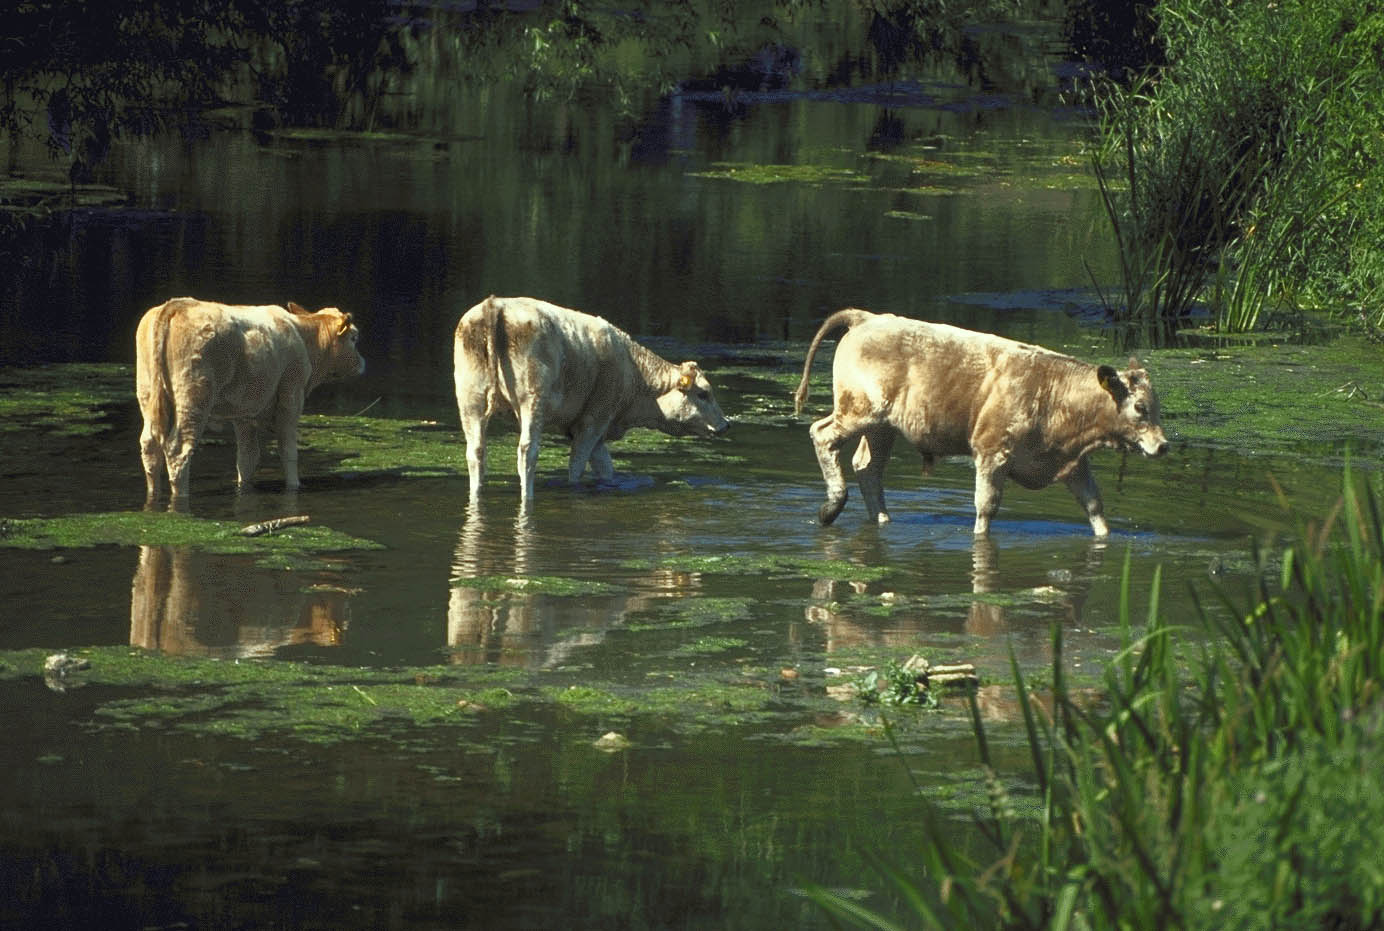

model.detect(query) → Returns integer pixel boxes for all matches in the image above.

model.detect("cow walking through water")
[135,297,365,506]
[794,308,1168,536]
[453,296,730,505]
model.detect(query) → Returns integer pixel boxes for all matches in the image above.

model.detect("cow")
[135,297,365,505]
[453,295,730,504]
[793,308,1168,537]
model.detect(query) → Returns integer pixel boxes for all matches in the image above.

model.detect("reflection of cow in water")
[807,538,1106,691]
[447,503,699,667]
[130,546,351,658]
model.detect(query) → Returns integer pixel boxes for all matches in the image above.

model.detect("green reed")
[1089,0,1384,338]
[809,464,1384,928]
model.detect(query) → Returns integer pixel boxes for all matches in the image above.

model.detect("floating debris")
[43,652,90,693]
[902,653,979,691]
[593,731,631,752]
[239,515,311,537]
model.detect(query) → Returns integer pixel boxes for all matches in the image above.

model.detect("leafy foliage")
[1090,0,1384,337]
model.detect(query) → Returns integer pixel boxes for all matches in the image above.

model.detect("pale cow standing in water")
[794,308,1168,536]
[453,296,730,504]
[135,297,365,504]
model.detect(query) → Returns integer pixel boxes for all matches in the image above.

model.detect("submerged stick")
[239,515,311,537]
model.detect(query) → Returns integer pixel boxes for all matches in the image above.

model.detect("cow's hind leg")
[1064,457,1110,538]
[809,414,860,525]
[852,427,896,525]
[516,409,542,505]
[457,395,490,500]
[163,412,208,506]
[139,417,168,503]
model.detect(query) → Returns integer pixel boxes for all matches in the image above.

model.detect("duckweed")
[0,510,382,558]
[689,162,870,186]
[0,363,132,436]
[450,574,621,596]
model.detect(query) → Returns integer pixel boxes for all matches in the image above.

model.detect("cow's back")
[159,300,305,421]
[835,315,1084,455]
[455,296,631,429]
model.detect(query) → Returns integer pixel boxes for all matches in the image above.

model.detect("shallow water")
[0,7,1366,926]
[0,354,1349,927]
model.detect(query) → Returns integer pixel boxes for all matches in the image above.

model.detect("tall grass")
[809,465,1384,928]
[1090,0,1384,337]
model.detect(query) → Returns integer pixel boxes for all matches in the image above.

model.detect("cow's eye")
[1134,402,1148,418]
[697,389,710,401]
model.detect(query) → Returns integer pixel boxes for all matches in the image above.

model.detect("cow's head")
[290,302,366,380]
[1098,358,1168,457]
[657,362,730,438]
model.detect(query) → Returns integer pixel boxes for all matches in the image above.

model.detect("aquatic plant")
[809,464,1384,928]
[1090,0,1384,337]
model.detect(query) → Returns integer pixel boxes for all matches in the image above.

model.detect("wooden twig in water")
[903,653,980,690]
[240,515,311,536]
[353,396,381,416]
[1322,382,1384,409]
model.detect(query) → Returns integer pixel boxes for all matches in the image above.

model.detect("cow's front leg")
[233,420,262,490]
[1064,457,1109,538]
[275,390,305,491]
[852,427,896,525]
[972,455,1009,536]
[566,421,609,485]
[809,415,855,525]
[589,441,615,483]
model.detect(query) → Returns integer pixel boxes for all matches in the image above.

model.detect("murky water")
[0,8,1359,928]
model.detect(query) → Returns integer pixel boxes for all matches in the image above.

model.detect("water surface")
[0,9,1353,927]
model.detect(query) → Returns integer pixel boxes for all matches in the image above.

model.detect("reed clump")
[1090,0,1384,338]
[810,464,1384,928]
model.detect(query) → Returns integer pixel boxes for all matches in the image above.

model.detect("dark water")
[0,9,1350,928]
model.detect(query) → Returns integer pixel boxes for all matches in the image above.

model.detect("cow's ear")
[1098,365,1128,404]
[337,313,353,336]
[677,361,699,391]
[287,301,308,315]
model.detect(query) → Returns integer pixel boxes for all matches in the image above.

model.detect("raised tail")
[793,308,875,414]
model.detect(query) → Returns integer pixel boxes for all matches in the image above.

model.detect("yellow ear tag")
[678,374,692,389]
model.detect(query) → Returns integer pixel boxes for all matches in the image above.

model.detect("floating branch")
[239,515,311,537]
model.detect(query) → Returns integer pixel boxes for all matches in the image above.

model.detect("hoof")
[818,498,846,526]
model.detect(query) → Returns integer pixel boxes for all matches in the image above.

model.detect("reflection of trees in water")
[129,545,350,658]
[3,0,1084,170]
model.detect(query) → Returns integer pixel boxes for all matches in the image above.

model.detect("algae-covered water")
[4,6,1383,927]
[1,345,1371,927]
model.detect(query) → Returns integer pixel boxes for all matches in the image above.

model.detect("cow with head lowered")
[453,296,730,505]
[793,308,1168,536]
[135,297,365,505]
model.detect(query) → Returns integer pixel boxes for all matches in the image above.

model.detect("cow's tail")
[793,308,874,415]
[142,299,183,438]
[483,295,520,404]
